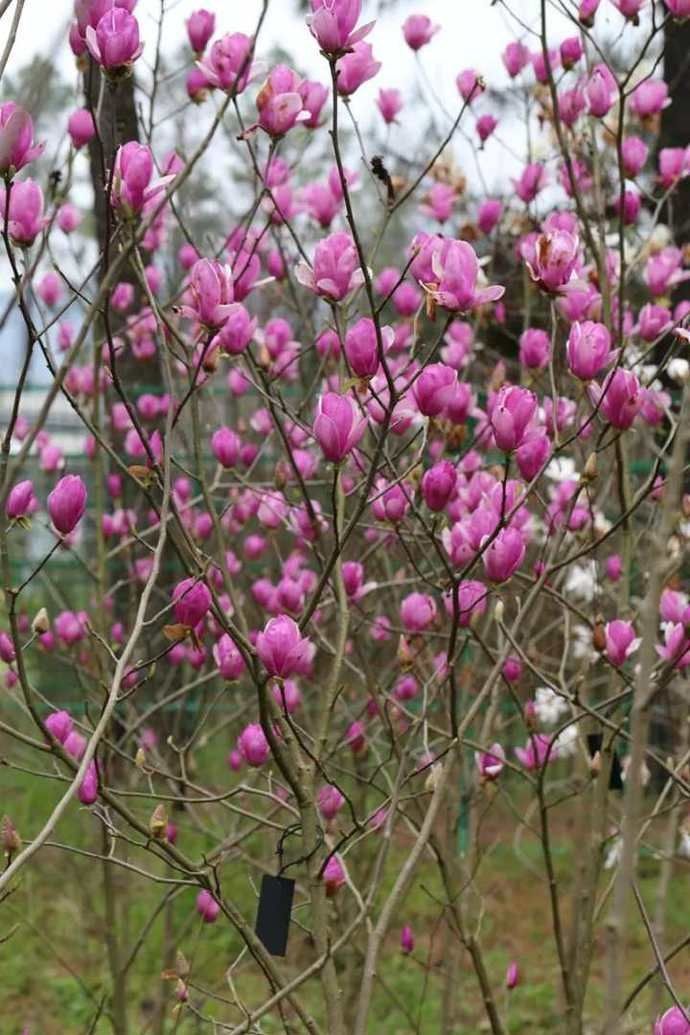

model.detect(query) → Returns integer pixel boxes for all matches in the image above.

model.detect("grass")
[3,730,690,1034]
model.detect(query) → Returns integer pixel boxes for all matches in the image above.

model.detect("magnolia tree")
[3,0,690,1032]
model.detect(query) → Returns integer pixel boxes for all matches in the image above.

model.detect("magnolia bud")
[149,803,168,840]
[175,950,190,978]
[592,617,606,653]
[134,747,146,770]
[524,699,537,730]
[1,815,21,854]
[31,607,50,634]
[494,600,505,624]
[424,763,442,792]
[582,452,598,483]
[589,750,602,776]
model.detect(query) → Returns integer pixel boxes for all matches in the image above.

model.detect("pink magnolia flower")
[532,48,560,83]
[526,230,579,292]
[513,163,546,204]
[400,925,415,954]
[559,86,586,128]
[664,0,690,13]
[37,271,61,307]
[456,68,484,103]
[308,0,373,55]
[478,199,503,235]
[296,231,364,301]
[656,623,690,670]
[336,41,381,96]
[658,147,690,189]
[502,41,529,78]
[111,142,168,216]
[0,632,15,664]
[344,316,393,378]
[611,0,646,19]
[299,80,328,129]
[67,107,96,150]
[475,743,505,780]
[629,79,669,118]
[0,102,44,176]
[181,259,237,328]
[214,634,245,680]
[86,7,142,70]
[422,238,504,312]
[77,761,99,805]
[584,64,617,118]
[318,784,345,820]
[44,710,74,743]
[413,362,457,417]
[0,178,47,245]
[476,114,498,143]
[654,1006,690,1035]
[198,32,254,93]
[506,961,520,990]
[490,385,537,451]
[6,479,36,520]
[615,188,641,225]
[516,430,551,481]
[214,304,257,354]
[519,328,550,370]
[211,426,241,468]
[660,588,690,624]
[589,368,642,429]
[57,203,81,233]
[421,460,457,512]
[621,135,648,177]
[186,9,215,53]
[256,615,315,678]
[371,479,411,524]
[579,0,601,24]
[313,391,367,462]
[454,580,488,625]
[515,733,556,770]
[346,720,367,753]
[256,65,309,137]
[377,87,403,124]
[237,723,270,767]
[560,36,583,68]
[645,247,689,297]
[423,182,456,224]
[196,889,221,923]
[48,475,87,534]
[323,854,346,896]
[400,592,437,633]
[402,14,439,50]
[172,578,211,628]
[482,527,526,583]
[566,321,614,380]
[605,619,641,666]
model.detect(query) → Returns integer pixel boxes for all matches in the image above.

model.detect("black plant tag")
[587,733,623,791]
[255,874,295,957]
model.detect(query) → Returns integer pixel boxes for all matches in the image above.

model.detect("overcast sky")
[0,0,656,386]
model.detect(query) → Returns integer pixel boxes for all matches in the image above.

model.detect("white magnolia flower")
[553,723,578,757]
[678,830,690,859]
[604,835,622,870]
[545,456,577,483]
[564,561,598,602]
[572,623,597,662]
[668,358,690,384]
[534,686,570,726]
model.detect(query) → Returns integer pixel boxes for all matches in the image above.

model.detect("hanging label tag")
[255,874,295,957]
[586,733,623,791]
